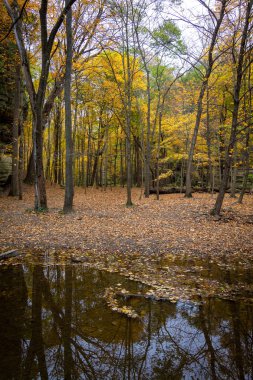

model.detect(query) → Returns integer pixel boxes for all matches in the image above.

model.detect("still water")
[0,262,252,380]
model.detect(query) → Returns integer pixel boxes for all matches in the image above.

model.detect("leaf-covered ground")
[1,185,253,302]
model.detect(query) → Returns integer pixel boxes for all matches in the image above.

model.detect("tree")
[9,63,21,196]
[104,0,140,206]
[4,0,78,210]
[185,0,227,197]
[212,0,253,215]
[63,0,74,213]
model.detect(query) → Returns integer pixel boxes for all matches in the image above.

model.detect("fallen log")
[149,187,184,194]
[149,187,242,195]
[0,249,19,260]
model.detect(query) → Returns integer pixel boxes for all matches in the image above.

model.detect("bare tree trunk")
[156,110,162,200]
[114,131,119,186]
[205,86,213,192]
[52,101,62,185]
[24,150,34,184]
[135,137,141,187]
[126,129,132,206]
[10,64,21,196]
[144,70,151,198]
[63,0,74,212]
[86,124,91,187]
[45,121,51,181]
[238,146,250,204]
[180,159,184,193]
[24,78,65,184]
[125,4,133,206]
[185,0,226,197]
[238,68,252,204]
[33,105,47,209]
[18,128,24,200]
[4,0,77,210]
[72,88,79,186]
[120,139,124,187]
[218,95,227,184]
[212,0,252,216]
[81,136,85,187]
[230,144,238,198]
[91,152,100,187]
[185,78,209,197]
[18,88,24,200]
[104,143,108,190]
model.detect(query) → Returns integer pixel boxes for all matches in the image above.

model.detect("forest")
[0,0,252,214]
[0,1,253,378]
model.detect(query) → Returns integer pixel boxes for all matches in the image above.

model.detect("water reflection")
[159,255,253,286]
[0,263,252,379]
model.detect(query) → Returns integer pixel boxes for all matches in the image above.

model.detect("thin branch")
[0,0,29,43]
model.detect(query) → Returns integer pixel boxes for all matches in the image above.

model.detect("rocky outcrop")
[0,11,19,188]
[0,3,17,151]
[0,155,11,191]
[0,48,16,150]
[0,55,15,189]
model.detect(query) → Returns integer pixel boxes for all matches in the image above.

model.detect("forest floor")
[1,184,253,302]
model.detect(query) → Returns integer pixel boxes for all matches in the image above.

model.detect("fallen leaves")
[104,286,139,318]
[1,185,253,302]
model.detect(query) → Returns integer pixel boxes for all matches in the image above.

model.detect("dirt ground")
[0,184,253,257]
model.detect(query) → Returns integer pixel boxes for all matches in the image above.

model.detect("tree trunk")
[135,137,141,187]
[114,132,119,186]
[156,110,162,200]
[18,90,24,200]
[238,61,252,204]
[230,144,238,198]
[126,119,132,205]
[52,101,62,184]
[10,64,21,196]
[185,79,208,197]
[81,136,85,187]
[34,106,47,210]
[91,154,99,186]
[63,1,74,212]
[45,121,51,181]
[238,153,250,204]
[120,139,124,187]
[212,0,252,216]
[86,124,91,187]
[4,0,77,210]
[218,95,227,184]
[144,70,151,198]
[185,0,226,197]
[205,86,213,192]
[24,150,34,184]
[125,5,133,206]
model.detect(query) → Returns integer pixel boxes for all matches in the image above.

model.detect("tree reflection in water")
[0,263,252,379]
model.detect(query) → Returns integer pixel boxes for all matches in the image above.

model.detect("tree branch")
[0,0,29,43]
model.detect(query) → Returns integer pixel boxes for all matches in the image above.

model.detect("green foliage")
[247,174,253,185]
[152,21,186,55]
[181,66,204,84]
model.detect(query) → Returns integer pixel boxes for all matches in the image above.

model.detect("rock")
[0,154,12,188]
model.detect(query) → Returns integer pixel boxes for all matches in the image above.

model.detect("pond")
[0,260,253,379]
